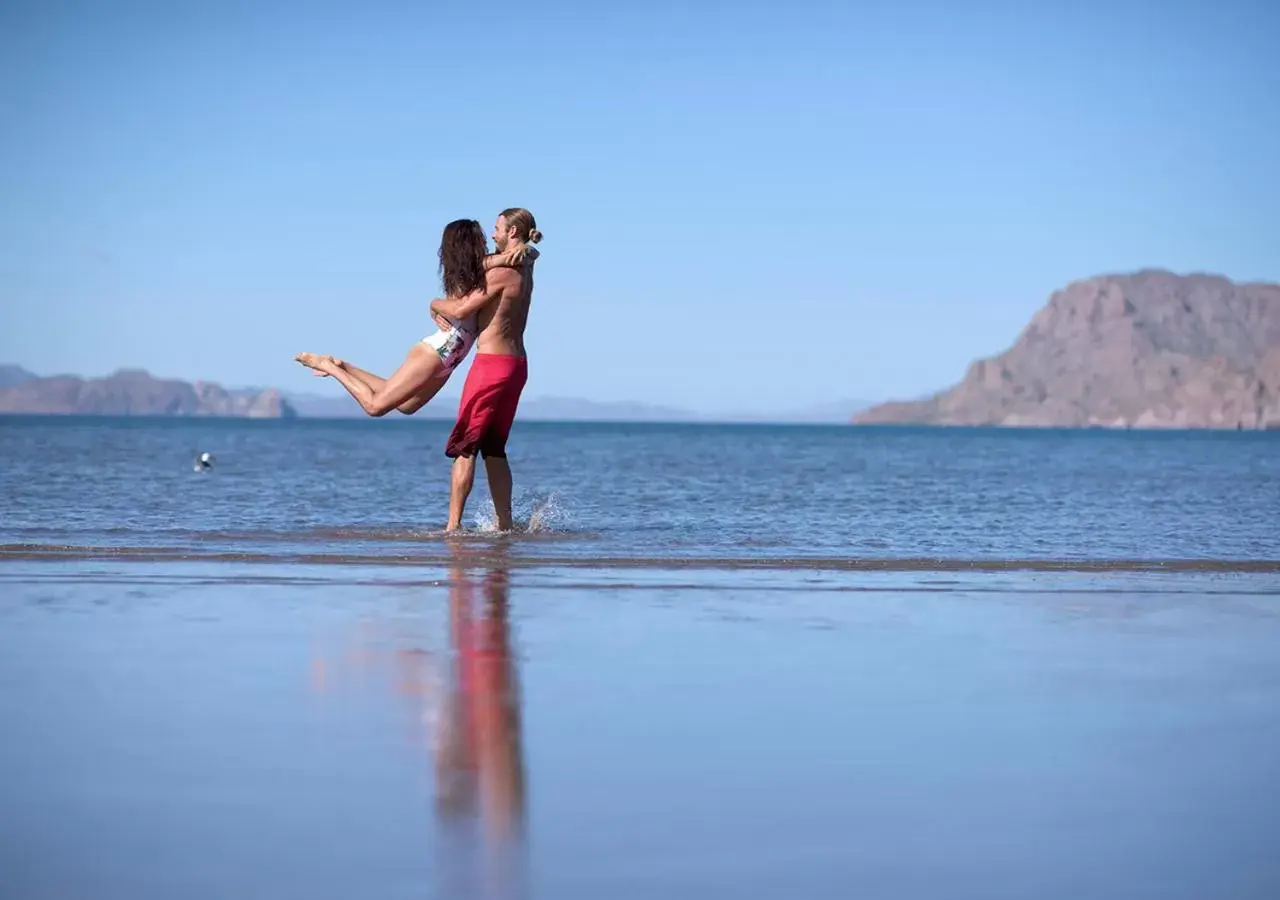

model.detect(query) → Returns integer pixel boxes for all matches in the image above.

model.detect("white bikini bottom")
[422,325,476,372]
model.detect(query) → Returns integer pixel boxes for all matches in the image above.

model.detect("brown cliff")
[0,368,296,418]
[854,270,1280,429]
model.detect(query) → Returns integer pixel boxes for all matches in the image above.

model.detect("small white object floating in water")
[194,452,214,472]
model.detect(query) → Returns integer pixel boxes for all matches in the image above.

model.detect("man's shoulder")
[486,264,524,292]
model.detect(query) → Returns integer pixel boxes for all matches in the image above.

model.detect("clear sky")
[2,0,1277,413]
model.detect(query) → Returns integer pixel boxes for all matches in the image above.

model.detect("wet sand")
[2,553,1279,899]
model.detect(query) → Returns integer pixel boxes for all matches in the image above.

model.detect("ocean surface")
[3,417,1280,899]
[1,416,1278,564]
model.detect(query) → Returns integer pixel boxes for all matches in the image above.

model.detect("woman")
[295,218,535,416]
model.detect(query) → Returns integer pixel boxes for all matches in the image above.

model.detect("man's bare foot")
[295,352,341,377]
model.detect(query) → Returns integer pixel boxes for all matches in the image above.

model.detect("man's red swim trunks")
[445,354,529,459]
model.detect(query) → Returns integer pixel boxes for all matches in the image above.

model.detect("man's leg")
[478,359,527,533]
[483,456,514,532]
[447,455,477,532]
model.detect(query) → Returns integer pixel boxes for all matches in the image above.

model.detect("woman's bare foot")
[295,352,341,377]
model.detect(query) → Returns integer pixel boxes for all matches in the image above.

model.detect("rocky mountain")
[0,368,296,417]
[854,270,1280,429]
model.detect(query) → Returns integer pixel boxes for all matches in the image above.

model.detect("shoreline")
[5,543,1280,573]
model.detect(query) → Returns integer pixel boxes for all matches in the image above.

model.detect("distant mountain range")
[0,368,294,417]
[0,364,870,423]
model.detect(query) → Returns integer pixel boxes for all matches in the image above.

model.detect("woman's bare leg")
[295,346,448,417]
[323,359,450,415]
[394,369,452,414]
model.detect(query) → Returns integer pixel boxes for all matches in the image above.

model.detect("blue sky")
[2,0,1277,413]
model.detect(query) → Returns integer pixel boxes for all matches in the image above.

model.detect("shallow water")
[2,417,1278,563]
[2,555,1279,899]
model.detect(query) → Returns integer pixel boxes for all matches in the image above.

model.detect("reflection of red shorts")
[445,354,528,459]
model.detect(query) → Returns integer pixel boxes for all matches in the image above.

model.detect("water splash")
[471,492,567,534]
[471,507,498,533]
[525,492,567,533]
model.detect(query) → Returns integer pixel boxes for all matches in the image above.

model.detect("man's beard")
[494,235,508,252]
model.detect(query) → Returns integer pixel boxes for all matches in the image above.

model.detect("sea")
[2,416,1279,899]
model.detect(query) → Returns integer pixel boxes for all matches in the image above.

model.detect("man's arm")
[484,246,538,269]
[430,267,518,320]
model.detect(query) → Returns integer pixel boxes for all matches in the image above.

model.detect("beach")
[3,553,1280,899]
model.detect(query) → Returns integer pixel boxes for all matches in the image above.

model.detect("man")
[430,208,541,532]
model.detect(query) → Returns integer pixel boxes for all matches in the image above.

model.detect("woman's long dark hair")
[438,219,488,298]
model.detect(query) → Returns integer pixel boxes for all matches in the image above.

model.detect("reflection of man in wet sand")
[431,542,526,898]
[441,551,525,842]
[307,544,526,895]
